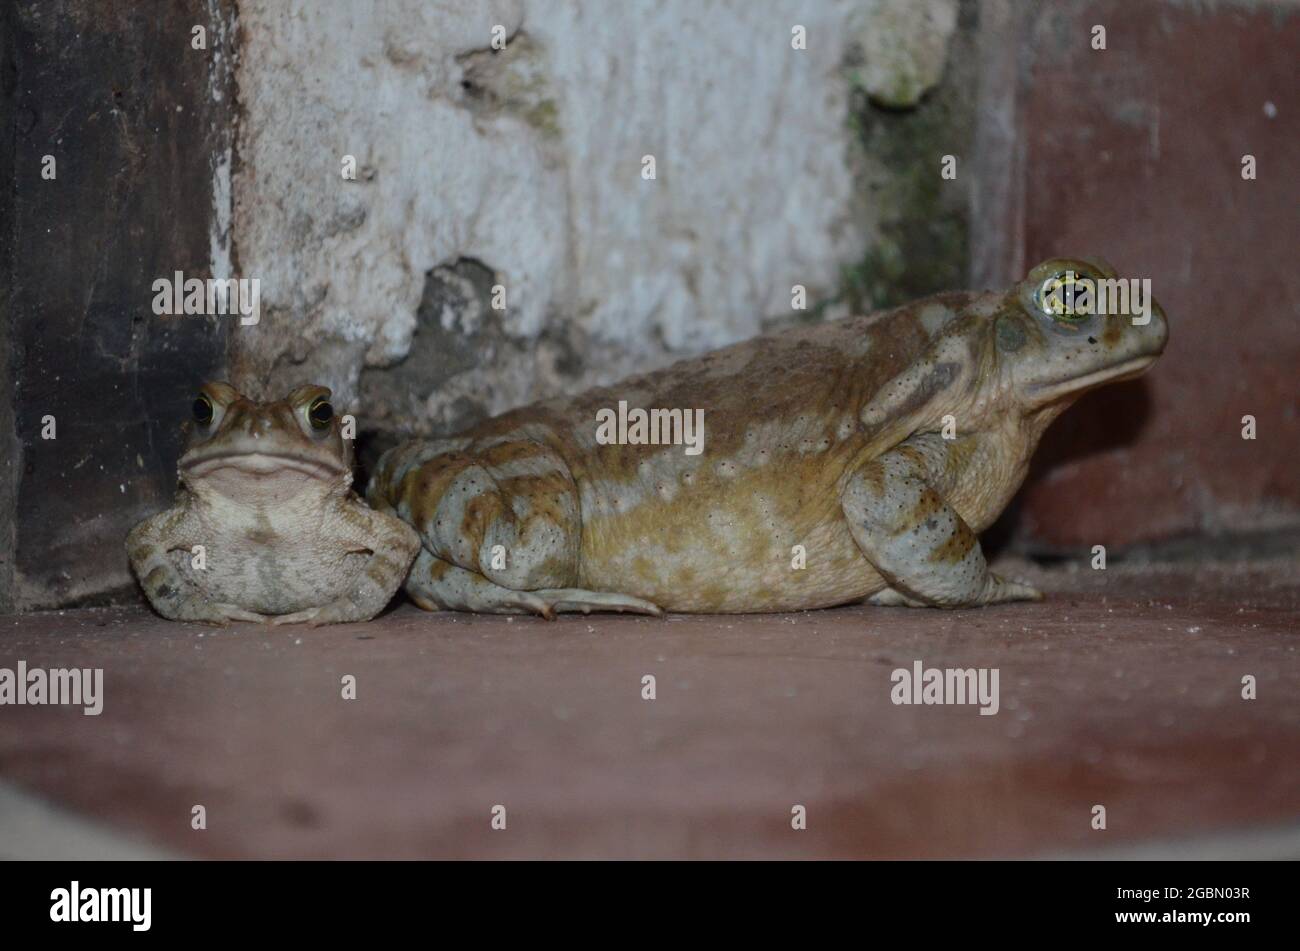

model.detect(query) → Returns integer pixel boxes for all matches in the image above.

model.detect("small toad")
[127,383,419,626]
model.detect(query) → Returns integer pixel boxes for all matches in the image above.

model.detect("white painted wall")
[227,0,955,415]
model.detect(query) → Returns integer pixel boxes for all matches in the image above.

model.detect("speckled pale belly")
[575,445,886,613]
[174,527,368,615]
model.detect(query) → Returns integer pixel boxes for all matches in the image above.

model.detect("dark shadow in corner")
[353,428,402,495]
[983,377,1153,559]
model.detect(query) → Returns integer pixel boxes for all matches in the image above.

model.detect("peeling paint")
[226,0,977,437]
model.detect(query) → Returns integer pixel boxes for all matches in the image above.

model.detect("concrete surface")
[0,556,1295,859]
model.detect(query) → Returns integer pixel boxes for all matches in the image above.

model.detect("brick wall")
[979,0,1299,551]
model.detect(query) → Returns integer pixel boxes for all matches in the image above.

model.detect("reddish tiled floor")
[0,557,1296,858]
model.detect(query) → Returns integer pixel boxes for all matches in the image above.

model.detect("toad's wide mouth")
[1026,354,1159,406]
[181,451,346,480]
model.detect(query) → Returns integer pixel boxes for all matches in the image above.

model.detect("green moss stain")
[460,34,562,141]
[521,97,560,139]
[816,3,976,318]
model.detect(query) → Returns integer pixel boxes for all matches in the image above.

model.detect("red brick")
[1008,1,1299,548]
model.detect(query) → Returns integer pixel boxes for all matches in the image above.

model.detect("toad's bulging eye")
[193,394,214,426]
[308,396,334,431]
[1035,271,1093,324]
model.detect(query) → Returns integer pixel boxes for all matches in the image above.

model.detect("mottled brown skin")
[127,383,420,626]
[370,258,1168,617]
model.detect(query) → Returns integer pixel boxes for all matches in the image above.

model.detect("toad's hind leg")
[372,436,661,618]
[374,435,581,590]
[406,549,661,620]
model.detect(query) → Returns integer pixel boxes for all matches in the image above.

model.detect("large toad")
[367,257,1168,618]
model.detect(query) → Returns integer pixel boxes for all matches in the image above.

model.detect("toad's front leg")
[126,508,270,624]
[841,439,1041,608]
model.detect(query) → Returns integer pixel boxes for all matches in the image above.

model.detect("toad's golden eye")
[193,393,214,426]
[308,396,334,431]
[1035,271,1092,324]
[1053,307,1089,324]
